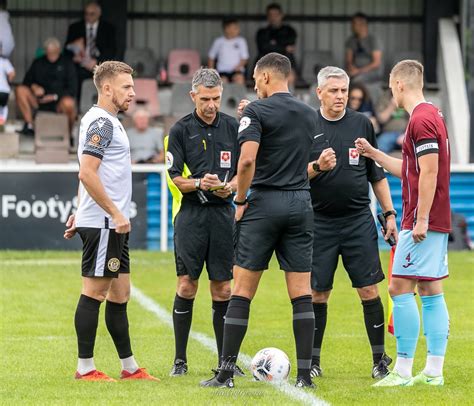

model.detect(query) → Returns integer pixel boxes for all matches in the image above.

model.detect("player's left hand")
[412,219,428,243]
[385,216,398,244]
[213,183,233,199]
[64,214,77,239]
[235,203,248,222]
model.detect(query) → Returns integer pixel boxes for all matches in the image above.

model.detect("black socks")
[212,299,230,364]
[172,294,194,362]
[217,295,250,381]
[292,295,315,381]
[311,302,328,367]
[74,294,101,359]
[105,300,133,359]
[362,296,385,364]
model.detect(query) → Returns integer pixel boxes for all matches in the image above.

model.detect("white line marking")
[132,286,329,406]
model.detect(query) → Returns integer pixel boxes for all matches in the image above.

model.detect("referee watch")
[194,178,201,190]
[383,209,397,219]
[233,196,247,206]
[312,161,326,173]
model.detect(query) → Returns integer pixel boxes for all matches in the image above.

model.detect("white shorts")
[392,230,449,281]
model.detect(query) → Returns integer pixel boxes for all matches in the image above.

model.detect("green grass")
[1,250,473,405]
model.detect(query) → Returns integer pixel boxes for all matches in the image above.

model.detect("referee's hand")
[318,148,336,171]
[113,212,131,234]
[64,214,77,239]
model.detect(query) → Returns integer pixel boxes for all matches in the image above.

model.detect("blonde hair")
[390,60,424,89]
[93,61,133,91]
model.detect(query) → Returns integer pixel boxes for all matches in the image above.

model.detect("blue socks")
[421,293,449,357]
[392,293,420,359]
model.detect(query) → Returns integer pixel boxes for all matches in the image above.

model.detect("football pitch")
[1,250,473,405]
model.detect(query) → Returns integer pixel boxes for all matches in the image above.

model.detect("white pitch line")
[132,285,329,406]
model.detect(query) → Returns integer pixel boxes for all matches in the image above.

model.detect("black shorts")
[235,189,313,272]
[173,201,234,281]
[0,92,9,107]
[311,208,384,291]
[77,227,130,278]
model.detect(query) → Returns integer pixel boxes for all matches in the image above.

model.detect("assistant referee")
[308,66,398,380]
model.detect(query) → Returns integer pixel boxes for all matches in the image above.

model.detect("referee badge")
[107,258,121,272]
[220,151,231,168]
[238,116,251,133]
[348,148,359,165]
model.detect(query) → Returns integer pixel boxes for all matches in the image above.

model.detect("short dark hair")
[352,12,368,23]
[266,3,282,13]
[255,52,291,78]
[222,17,238,28]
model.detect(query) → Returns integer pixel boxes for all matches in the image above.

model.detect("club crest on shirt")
[348,148,359,165]
[238,116,251,133]
[108,258,120,272]
[220,151,231,168]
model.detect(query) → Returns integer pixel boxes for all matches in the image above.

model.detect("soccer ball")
[250,347,290,382]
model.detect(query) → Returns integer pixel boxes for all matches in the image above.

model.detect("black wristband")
[383,209,397,219]
[233,197,247,206]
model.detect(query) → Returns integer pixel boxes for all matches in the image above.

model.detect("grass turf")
[1,250,473,405]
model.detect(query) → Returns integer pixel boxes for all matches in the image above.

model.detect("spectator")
[208,18,249,85]
[128,109,164,164]
[375,93,409,154]
[0,53,14,129]
[345,12,383,83]
[15,37,77,136]
[65,0,116,101]
[256,3,297,75]
[348,83,379,133]
[0,0,14,57]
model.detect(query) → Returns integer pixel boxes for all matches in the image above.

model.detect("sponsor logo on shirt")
[90,134,101,145]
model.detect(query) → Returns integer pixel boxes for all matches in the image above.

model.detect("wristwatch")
[233,196,247,206]
[194,178,201,190]
[312,162,322,173]
[383,210,397,219]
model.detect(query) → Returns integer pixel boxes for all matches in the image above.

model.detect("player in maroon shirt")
[355,60,450,387]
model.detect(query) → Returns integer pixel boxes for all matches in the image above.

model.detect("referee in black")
[307,66,398,380]
[201,53,317,389]
[166,68,241,377]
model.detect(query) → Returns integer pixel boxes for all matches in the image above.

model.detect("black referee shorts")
[235,189,313,272]
[311,207,384,292]
[173,201,234,281]
[77,227,130,278]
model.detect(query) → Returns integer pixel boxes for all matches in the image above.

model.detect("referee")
[308,66,397,380]
[201,53,317,389]
[166,68,241,377]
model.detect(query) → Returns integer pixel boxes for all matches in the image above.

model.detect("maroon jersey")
[401,102,451,232]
